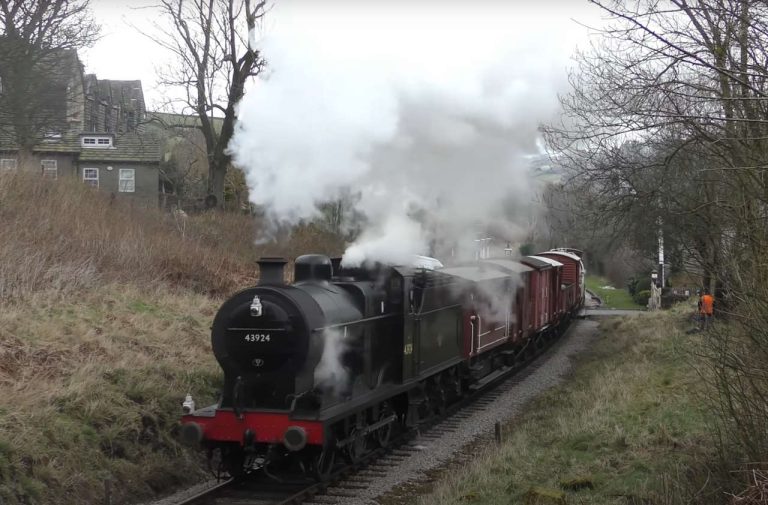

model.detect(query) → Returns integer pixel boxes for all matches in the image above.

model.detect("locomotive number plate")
[244,333,271,342]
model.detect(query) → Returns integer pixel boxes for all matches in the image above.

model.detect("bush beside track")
[418,308,717,505]
[0,174,345,504]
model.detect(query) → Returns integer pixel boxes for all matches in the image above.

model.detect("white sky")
[82,0,603,111]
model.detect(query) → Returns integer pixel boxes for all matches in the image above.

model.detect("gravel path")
[330,318,601,505]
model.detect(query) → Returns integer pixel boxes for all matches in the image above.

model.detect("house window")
[81,136,112,148]
[42,132,62,143]
[118,169,135,193]
[41,160,57,179]
[83,168,99,187]
[0,158,16,171]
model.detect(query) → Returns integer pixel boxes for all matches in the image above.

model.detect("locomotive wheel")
[432,386,447,415]
[346,428,367,463]
[311,447,336,482]
[375,404,393,448]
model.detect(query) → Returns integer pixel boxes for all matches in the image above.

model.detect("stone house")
[0,51,162,206]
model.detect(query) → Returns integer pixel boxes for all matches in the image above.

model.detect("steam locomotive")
[180,249,585,479]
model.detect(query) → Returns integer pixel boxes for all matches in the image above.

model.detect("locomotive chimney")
[257,257,288,285]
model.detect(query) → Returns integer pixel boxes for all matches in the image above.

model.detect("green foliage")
[633,289,651,306]
[635,276,652,294]
[519,243,535,256]
[626,277,639,296]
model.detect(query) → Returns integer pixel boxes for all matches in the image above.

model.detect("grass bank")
[586,275,644,310]
[0,285,221,504]
[418,308,713,505]
[0,174,345,504]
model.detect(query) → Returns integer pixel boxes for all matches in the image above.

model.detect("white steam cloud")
[314,328,350,398]
[230,1,591,266]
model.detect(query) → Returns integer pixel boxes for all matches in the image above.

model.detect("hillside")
[0,174,342,504]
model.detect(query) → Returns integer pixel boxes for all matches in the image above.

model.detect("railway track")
[176,321,568,505]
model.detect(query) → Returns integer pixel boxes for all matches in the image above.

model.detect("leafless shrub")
[0,174,252,300]
[0,173,348,302]
[730,470,768,505]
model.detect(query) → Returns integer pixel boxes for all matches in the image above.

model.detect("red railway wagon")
[480,258,534,343]
[439,265,514,358]
[537,249,585,313]
[519,256,561,331]
[529,255,565,325]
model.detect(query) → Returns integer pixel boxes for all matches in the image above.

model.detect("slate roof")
[148,112,224,132]
[78,132,161,163]
[0,129,80,153]
[0,129,161,163]
[0,50,159,164]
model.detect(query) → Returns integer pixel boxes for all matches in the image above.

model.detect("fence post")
[104,479,111,505]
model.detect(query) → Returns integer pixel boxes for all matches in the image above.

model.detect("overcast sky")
[81,1,602,111]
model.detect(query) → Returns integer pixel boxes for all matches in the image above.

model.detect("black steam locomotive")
[181,250,584,479]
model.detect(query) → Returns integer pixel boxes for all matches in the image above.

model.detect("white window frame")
[83,167,99,188]
[41,159,57,179]
[42,131,62,143]
[81,136,112,148]
[0,158,16,171]
[118,168,135,193]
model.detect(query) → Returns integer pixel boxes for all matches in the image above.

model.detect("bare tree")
[546,1,768,488]
[144,0,266,209]
[545,0,768,287]
[0,0,99,166]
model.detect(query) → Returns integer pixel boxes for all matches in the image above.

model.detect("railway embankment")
[415,306,715,505]
[0,175,343,505]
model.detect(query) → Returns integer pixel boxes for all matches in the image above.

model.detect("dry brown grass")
[0,173,258,300]
[0,173,347,301]
[0,173,348,503]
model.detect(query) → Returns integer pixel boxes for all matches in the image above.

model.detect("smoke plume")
[230,1,588,265]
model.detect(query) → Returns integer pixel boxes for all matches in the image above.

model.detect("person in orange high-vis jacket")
[700,288,714,330]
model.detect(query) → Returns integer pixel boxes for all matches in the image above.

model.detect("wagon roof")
[440,265,511,282]
[527,255,564,267]
[538,250,581,262]
[481,258,534,274]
